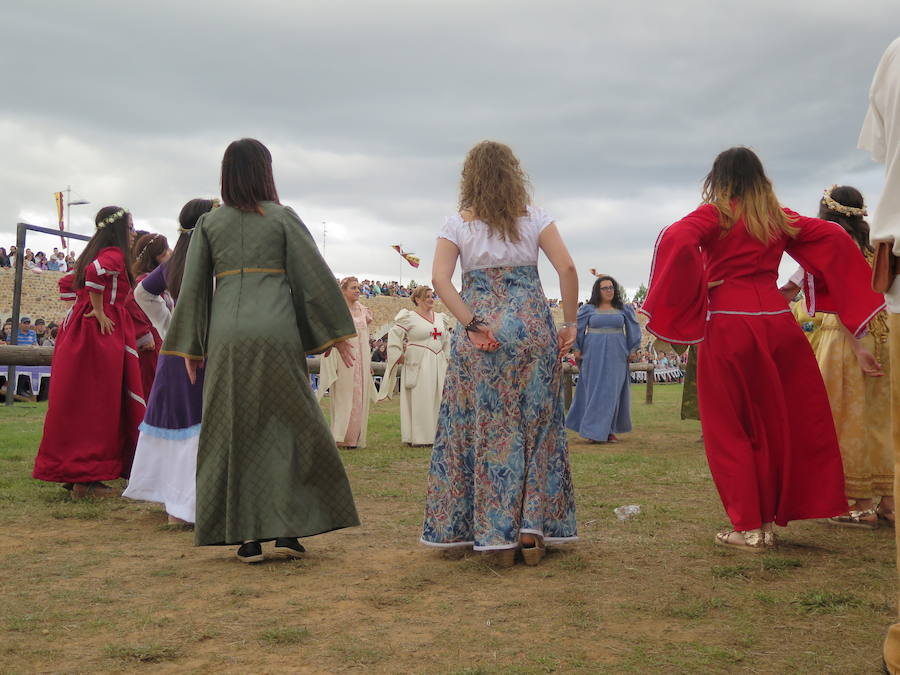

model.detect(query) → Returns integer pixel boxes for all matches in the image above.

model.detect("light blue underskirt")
[138,422,201,440]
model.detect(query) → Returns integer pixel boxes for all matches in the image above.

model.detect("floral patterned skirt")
[421,265,578,550]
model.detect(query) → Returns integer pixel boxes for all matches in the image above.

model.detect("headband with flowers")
[96,208,130,229]
[822,185,867,218]
[135,233,162,261]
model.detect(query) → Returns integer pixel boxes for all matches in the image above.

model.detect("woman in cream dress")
[378,286,450,445]
[318,277,377,448]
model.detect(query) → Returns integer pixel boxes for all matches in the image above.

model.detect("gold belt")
[215,267,285,279]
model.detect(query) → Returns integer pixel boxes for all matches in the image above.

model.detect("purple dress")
[122,263,205,522]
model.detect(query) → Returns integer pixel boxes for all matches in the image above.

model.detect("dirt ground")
[0,387,896,674]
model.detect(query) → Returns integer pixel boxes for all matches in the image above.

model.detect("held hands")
[84,308,115,335]
[557,325,576,359]
[183,357,205,385]
[467,325,500,352]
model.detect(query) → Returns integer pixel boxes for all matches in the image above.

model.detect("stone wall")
[0,269,70,324]
[0,268,574,337]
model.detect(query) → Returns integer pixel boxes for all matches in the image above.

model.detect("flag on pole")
[54,191,67,248]
[391,245,420,268]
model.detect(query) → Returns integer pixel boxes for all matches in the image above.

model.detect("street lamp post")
[65,185,89,248]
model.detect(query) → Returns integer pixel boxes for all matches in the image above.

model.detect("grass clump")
[795,591,861,614]
[259,627,310,645]
[104,643,181,663]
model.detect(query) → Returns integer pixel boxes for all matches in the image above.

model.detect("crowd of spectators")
[359,279,423,299]
[0,246,77,272]
[2,316,59,346]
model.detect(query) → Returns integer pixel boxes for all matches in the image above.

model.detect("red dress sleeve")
[784,211,886,337]
[58,272,76,302]
[639,205,719,344]
[83,247,125,293]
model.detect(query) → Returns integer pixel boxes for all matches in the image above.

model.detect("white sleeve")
[530,206,555,232]
[437,216,460,245]
[788,266,805,287]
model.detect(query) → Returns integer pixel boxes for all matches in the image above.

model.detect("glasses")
[599,286,615,292]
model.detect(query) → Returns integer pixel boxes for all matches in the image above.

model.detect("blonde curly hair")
[458,141,531,243]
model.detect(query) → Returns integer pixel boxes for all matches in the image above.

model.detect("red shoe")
[607,434,619,443]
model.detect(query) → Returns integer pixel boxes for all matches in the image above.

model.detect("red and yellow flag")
[54,191,67,247]
[391,245,420,268]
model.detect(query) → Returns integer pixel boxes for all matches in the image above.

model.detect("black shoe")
[273,538,306,558]
[62,483,74,491]
[236,541,263,564]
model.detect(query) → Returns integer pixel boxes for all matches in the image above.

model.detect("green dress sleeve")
[160,214,213,360]
[281,206,356,353]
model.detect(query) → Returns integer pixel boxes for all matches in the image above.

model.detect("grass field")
[0,385,895,673]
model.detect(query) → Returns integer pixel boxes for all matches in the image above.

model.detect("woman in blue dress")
[566,275,641,443]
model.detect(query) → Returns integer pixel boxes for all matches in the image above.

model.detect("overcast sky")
[1,1,897,298]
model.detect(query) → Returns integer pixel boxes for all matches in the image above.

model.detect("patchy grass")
[0,387,896,673]
[258,627,310,645]
[104,643,182,663]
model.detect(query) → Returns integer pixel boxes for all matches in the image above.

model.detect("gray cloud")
[1,1,897,296]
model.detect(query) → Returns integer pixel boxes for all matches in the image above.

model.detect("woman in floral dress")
[421,141,579,566]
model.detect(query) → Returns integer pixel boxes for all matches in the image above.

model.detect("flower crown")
[96,208,129,229]
[136,233,161,261]
[822,185,867,218]
[177,198,220,233]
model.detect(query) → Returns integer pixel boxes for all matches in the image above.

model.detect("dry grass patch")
[0,388,895,672]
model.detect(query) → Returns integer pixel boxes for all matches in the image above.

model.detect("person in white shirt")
[860,36,900,674]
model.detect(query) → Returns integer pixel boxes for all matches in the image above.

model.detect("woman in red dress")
[33,206,148,499]
[641,147,885,551]
[130,232,172,397]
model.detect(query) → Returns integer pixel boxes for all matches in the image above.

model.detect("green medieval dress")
[161,202,360,545]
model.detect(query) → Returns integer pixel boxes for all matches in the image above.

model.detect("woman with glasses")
[566,275,641,443]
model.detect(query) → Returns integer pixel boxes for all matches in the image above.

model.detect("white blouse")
[437,206,554,272]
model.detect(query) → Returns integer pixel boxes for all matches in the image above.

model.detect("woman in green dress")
[162,138,360,563]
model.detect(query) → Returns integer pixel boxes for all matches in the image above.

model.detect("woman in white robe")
[317,277,377,448]
[378,286,450,445]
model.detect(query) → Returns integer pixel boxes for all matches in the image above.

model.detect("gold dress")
[815,260,892,499]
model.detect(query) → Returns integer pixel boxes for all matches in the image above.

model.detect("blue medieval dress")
[565,304,641,441]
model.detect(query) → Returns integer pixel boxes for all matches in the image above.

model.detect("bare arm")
[431,237,498,351]
[84,291,115,335]
[838,321,883,377]
[432,238,472,324]
[538,223,577,357]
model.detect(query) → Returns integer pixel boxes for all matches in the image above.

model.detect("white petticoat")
[122,424,199,523]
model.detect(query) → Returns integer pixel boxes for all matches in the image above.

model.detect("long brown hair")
[701,147,798,243]
[817,185,871,254]
[74,206,135,289]
[166,198,217,301]
[131,232,169,278]
[458,141,531,242]
[221,138,280,214]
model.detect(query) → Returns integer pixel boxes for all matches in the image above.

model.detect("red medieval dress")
[33,247,148,483]
[133,272,163,398]
[641,204,886,531]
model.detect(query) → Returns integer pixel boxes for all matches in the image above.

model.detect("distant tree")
[632,284,648,304]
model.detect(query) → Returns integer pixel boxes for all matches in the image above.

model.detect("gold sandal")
[828,509,878,529]
[715,529,766,553]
